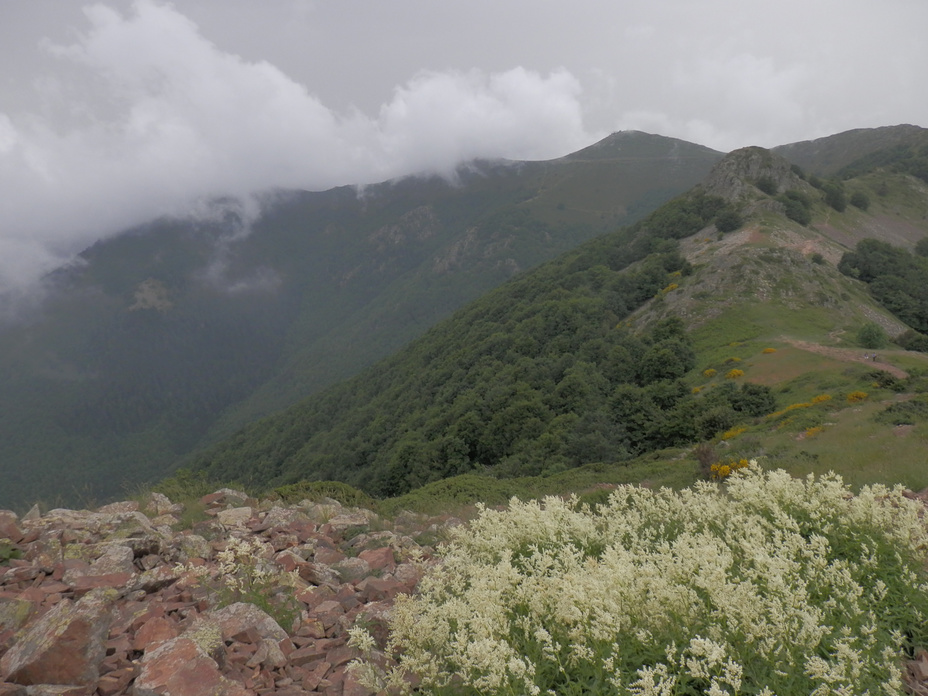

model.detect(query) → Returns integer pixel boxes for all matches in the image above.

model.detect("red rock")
[342,669,377,696]
[356,576,404,603]
[0,589,113,686]
[288,642,329,667]
[296,619,326,639]
[0,513,23,544]
[327,645,359,668]
[0,682,27,696]
[314,547,346,565]
[96,666,137,696]
[19,686,92,696]
[134,637,249,696]
[209,602,288,643]
[358,546,395,571]
[133,616,179,652]
[67,573,132,596]
[301,660,331,691]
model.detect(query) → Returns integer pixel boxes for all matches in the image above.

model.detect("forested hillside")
[186,191,771,496]
[0,132,722,508]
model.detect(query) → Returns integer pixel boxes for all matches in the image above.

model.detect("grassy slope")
[634,166,928,492]
[376,163,928,510]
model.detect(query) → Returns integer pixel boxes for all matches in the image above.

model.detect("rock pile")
[0,490,452,695]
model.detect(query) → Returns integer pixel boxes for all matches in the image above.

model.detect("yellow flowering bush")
[761,347,777,354]
[703,368,717,378]
[847,390,869,403]
[725,368,744,379]
[811,394,832,404]
[719,426,747,441]
[804,426,824,438]
[710,458,751,479]
[351,466,928,695]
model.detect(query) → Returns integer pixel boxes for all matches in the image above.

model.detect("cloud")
[0,0,594,302]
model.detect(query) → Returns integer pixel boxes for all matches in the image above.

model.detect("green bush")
[272,480,374,507]
[351,466,928,695]
[823,181,847,212]
[714,208,743,234]
[897,329,928,352]
[850,191,870,210]
[755,175,777,195]
[857,322,888,349]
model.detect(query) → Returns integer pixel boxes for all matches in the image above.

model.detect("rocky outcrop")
[0,491,451,695]
[699,146,813,203]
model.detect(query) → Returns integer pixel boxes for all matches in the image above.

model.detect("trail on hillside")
[782,338,909,378]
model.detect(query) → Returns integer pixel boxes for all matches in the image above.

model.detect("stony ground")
[0,489,453,695]
[2,488,928,695]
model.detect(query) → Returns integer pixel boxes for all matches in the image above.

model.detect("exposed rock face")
[700,146,812,203]
[0,491,444,695]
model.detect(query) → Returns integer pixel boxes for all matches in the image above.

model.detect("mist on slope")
[0,1,596,309]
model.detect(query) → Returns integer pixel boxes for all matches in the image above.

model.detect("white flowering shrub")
[176,536,300,631]
[350,465,928,695]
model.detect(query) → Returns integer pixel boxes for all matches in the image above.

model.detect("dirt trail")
[781,338,909,379]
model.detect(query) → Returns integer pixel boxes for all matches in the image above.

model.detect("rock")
[0,512,22,544]
[169,534,211,562]
[143,493,182,517]
[96,501,139,515]
[333,557,371,582]
[88,544,135,576]
[358,546,395,572]
[209,602,288,643]
[0,599,34,633]
[0,589,113,686]
[133,637,248,696]
[132,616,179,652]
[215,508,253,528]
[298,562,341,587]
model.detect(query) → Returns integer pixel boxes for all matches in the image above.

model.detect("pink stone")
[0,590,113,686]
[209,602,288,643]
[133,616,179,652]
[133,637,249,696]
[358,546,395,571]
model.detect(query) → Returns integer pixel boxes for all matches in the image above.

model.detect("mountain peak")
[699,146,809,202]
[560,130,722,162]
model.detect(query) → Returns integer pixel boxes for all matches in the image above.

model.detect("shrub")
[857,322,887,349]
[755,175,777,195]
[780,195,812,225]
[176,536,300,631]
[761,347,777,353]
[850,191,870,210]
[725,368,744,379]
[703,368,717,378]
[823,181,848,212]
[897,329,928,352]
[847,390,869,403]
[714,208,743,233]
[810,252,825,265]
[709,457,751,479]
[351,467,928,695]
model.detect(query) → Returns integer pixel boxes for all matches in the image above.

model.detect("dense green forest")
[838,238,928,350]
[186,192,772,496]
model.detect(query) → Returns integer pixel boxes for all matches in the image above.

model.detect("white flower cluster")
[352,465,928,695]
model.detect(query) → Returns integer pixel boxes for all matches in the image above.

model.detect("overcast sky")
[0,0,926,302]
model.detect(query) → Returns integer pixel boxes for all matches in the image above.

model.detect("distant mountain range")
[2,124,928,509]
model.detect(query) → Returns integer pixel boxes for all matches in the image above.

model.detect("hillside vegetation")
[0,132,722,508]
[180,136,928,504]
